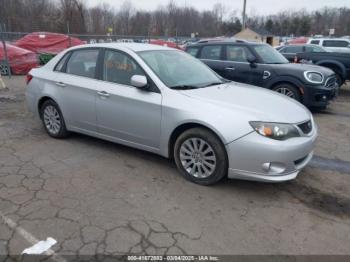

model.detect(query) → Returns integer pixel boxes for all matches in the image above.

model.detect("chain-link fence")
[0,26,192,77]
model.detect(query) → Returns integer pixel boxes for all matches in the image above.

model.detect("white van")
[307,38,350,53]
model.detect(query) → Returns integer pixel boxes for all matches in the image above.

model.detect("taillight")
[26,74,33,85]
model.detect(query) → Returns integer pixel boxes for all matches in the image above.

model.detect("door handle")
[97,91,110,98]
[225,67,235,71]
[55,82,66,87]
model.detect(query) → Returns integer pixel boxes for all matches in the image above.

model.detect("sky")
[86,0,350,15]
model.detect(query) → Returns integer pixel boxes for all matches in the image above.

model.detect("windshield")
[253,44,289,64]
[138,50,223,89]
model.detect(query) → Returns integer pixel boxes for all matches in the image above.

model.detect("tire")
[272,83,301,102]
[174,127,228,186]
[40,100,69,138]
[334,72,344,87]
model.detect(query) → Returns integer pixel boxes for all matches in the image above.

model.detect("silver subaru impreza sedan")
[26,43,317,185]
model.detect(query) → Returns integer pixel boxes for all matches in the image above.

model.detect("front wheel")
[334,72,344,87]
[273,83,301,102]
[174,128,228,186]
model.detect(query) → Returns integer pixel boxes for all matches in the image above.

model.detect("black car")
[186,40,338,108]
[276,44,327,62]
[277,44,350,86]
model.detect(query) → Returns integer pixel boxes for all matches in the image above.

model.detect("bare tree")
[1,0,350,38]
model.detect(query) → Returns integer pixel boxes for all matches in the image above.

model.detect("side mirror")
[131,75,148,89]
[247,55,257,64]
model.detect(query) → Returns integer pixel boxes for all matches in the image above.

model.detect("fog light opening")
[262,162,286,175]
[262,162,271,172]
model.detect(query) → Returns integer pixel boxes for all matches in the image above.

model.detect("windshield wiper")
[201,81,224,88]
[169,85,200,90]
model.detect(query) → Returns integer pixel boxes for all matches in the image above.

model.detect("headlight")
[249,122,300,140]
[304,71,324,84]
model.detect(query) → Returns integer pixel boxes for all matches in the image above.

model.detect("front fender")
[316,60,346,79]
[265,75,305,92]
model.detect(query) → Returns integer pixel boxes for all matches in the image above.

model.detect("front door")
[95,49,162,150]
[221,45,257,85]
[198,45,227,77]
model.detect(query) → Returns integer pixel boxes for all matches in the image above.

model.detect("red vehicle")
[287,37,309,45]
[149,39,183,50]
[15,32,84,54]
[0,43,39,75]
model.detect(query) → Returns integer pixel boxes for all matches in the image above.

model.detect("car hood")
[270,63,334,76]
[180,82,311,123]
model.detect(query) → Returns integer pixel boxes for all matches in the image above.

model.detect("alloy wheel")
[275,87,295,98]
[43,105,61,135]
[179,138,217,178]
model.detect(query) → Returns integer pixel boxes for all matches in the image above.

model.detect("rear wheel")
[40,100,69,138]
[174,128,228,186]
[273,83,301,102]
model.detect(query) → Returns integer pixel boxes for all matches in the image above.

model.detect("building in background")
[234,28,279,46]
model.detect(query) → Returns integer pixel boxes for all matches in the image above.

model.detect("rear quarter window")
[54,53,70,72]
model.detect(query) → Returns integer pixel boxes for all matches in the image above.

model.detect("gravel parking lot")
[0,76,349,259]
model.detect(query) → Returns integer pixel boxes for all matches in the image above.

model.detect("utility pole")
[67,21,72,47]
[242,0,247,30]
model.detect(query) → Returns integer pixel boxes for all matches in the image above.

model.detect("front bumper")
[302,82,338,108]
[226,123,317,182]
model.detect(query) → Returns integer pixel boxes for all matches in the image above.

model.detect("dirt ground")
[0,76,349,260]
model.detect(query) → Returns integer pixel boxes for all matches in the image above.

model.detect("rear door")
[54,48,100,132]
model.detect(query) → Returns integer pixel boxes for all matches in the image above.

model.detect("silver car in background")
[26,43,317,185]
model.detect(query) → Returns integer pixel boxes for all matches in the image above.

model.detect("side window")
[305,46,324,52]
[200,45,222,60]
[283,46,303,53]
[323,40,349,47]
[226,46,253,62]
[103,50,145,86]
[278,47,286,53]
[54,53,70,72]
[310,40,320,45]
[66,49,99,78]
[186,47,200,57]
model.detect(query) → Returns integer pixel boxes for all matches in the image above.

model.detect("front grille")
[298,120,312,135]
[325,76,337,89]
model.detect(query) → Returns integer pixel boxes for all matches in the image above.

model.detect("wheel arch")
[269,79,303,97]
[37,96,58,119]
[316,60,346,79]
[168,122,227,159]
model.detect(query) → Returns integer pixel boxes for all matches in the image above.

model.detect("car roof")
[68,43,175,52]
[283,44,321,47]
[189,40,262,47]
[309,38,350,41]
